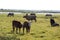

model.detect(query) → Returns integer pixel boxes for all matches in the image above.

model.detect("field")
[0,13,60,40]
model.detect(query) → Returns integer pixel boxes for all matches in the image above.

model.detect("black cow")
[7,12,14,17]
[30,13,36,15]
[50,18,59,26]
[12,20,22,33]
[46,14,52,16]
[23,14,37,22]
[23,21,31,34]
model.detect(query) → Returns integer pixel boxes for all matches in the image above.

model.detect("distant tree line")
[0,9,60,13]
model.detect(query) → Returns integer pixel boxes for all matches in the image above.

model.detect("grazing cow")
[23,14,37,22]
[50,18,59,26]
[12,20,22,33]
[23,21,31,34]
[7,12,14,17]
[46,14,52,16]
[30,13,36,15]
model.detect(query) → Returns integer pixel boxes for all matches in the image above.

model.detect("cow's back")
[12,20,22,28]
[23,21,29,27]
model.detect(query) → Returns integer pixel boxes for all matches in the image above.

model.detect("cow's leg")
[26,27,30,33]
[19,28,21,34]
[13,26,15,33]
[31,20,33,22]
[28,27,30,33]
[16,28,18,34]
[27,29,30,33]
[23,27,25,34]
[26,27,28,33]
[35,18,37,22]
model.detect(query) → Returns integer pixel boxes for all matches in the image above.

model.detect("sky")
[0,0,60,10]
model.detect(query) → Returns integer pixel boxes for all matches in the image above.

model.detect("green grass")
[0,14,60,40]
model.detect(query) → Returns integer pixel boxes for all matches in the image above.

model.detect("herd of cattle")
[7,12,59,34]
[8,12,37,34]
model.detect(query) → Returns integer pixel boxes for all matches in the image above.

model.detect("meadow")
[0,13,60,40]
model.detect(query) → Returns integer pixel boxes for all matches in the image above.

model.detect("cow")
[30,13,36,15]
[12,20,22,34]
[7,12,14,17]
[45,14,52,16]
[50,18,59,26]
[23,14,37,22]
[23,21,31,34]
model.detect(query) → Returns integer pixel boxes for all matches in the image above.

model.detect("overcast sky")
[0,0,60,10]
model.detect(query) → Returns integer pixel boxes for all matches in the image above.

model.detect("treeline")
[0,9,60,13]
[0,9,35,13]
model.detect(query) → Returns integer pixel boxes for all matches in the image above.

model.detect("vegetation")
[0,9,60,13]
[0,13,60,40]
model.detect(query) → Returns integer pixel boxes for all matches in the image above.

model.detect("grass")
[0,13,60,40]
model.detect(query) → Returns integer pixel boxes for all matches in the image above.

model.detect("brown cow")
[12,20,22,34]
[23,21,31,34]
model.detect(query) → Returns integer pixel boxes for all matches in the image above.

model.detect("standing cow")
[12,20,22,33]
[7,12,14,17]
[23,14,37,22]
[23,21,31,34]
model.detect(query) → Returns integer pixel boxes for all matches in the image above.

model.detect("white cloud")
[0,0,60,10]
